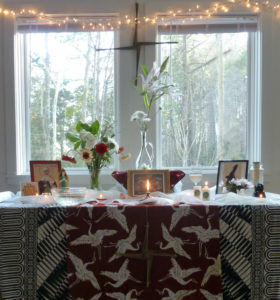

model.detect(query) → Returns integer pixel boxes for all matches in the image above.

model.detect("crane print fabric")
[2,204,279,299]
[66,205,222,300]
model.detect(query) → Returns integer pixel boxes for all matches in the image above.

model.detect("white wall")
[0,0,279,193]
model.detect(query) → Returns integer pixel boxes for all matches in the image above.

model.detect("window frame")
[154,15,262,172]
[3,12,262,190]
[14,16,120,175]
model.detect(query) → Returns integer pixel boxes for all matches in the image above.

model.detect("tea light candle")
[202,181,210,201]
[193,186,202,200]
[97,193,107,201]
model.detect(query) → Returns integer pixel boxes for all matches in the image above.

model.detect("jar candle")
[202,181,210,201]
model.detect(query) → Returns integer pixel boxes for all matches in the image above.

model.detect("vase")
[90,167,101,190]
[136,130,154,169]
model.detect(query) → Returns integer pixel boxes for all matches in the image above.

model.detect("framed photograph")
[127,169,170,197]
[30,160,61,194]
[216,160,249,194]
[20,182,39,196]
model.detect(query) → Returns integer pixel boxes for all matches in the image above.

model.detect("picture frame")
[127,169,170,197]
[20,182,39,196]
[216,160,249,194]
[30,160,61,194]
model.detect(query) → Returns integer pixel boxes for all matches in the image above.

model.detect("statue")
[58,168,69,188]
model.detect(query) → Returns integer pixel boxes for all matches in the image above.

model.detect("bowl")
[51,187,86,206]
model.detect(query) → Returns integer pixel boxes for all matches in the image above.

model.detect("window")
[15,16,116,172]
[157,16,260,168]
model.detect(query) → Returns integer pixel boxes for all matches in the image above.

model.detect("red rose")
[62,155,77,164]
[95,143,108,155]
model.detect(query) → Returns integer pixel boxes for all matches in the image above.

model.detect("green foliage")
[141,64,149,76]
[160,56,169,73]
[66,133,79,143]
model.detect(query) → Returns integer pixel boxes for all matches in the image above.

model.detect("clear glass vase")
[135,130,154,169]
[89,167,101,190]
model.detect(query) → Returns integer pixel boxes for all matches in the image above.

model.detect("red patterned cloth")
[66,205,222,299]
[112,170,185,190]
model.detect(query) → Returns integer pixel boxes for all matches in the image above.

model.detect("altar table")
[1,194,280,300]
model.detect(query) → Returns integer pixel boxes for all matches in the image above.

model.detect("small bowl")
[51,187,86,206]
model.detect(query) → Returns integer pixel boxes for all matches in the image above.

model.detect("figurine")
[253,183,266,198]
[58,168,69,188]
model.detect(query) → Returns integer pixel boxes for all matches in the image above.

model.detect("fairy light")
[0,0,279,29]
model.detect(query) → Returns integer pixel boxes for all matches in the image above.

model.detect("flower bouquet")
[131,56,177,169]
[224,178,253,194]
[63,120,130,190]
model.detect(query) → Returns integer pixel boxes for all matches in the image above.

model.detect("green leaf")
[141,64,149,76]
[108,143,115,149]
[76,121,83,132]
[160,57,169,73]
[81,140,86,148]
[81,123,92,132]
[143,94,150,111]
[91,120,100,135]
[66,133,80,143]
[102,136,108,143]
[74,141,81,150]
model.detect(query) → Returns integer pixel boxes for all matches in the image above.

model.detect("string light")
[0,0,279,31]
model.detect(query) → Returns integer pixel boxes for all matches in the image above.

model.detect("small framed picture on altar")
[127,169,170,196]
[20,182,39,196]
[30,160,61,194]
[216,160,249,194]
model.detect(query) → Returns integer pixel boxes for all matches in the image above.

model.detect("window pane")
[21,31,115,168]
[158,32,248,167]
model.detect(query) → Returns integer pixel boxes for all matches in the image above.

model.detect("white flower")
[85,134,97,150]
[140,163,150,170]
[130,111,147,121]
[79,131,88,141]
[80,149,93,163]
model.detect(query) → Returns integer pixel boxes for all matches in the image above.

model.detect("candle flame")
[205,181,208,186]
[259,194,263,198]
[99,194,103,199]
[146,180,150,192]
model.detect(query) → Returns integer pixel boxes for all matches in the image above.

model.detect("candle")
[202,181,210,201]
[146,180,150,192]
[97,193,107,201]
[193,186,202,200]
[259,194,263,198]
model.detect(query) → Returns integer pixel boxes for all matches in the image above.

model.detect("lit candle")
[259,194,263,198]
[193,186,202,200]
[36,193,39,196]
[202,181,210,201]
[146,180,150,192]
[97,193,107,201]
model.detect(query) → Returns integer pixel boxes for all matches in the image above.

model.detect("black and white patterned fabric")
[37,207,68,300]
[219,205,252,300]
[0,207,68,300]
[219,205,280,300]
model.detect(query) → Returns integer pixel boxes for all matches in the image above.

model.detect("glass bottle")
[135,130,154,169]
[250,162,264,185]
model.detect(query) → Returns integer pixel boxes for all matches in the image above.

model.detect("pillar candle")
[193,186,202,200]
[202,181,210,201]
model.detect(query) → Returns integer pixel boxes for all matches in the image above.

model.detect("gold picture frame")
[20,182,39,196]
[127,169,170,197]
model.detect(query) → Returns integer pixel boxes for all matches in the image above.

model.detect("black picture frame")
[216,160,249,194]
